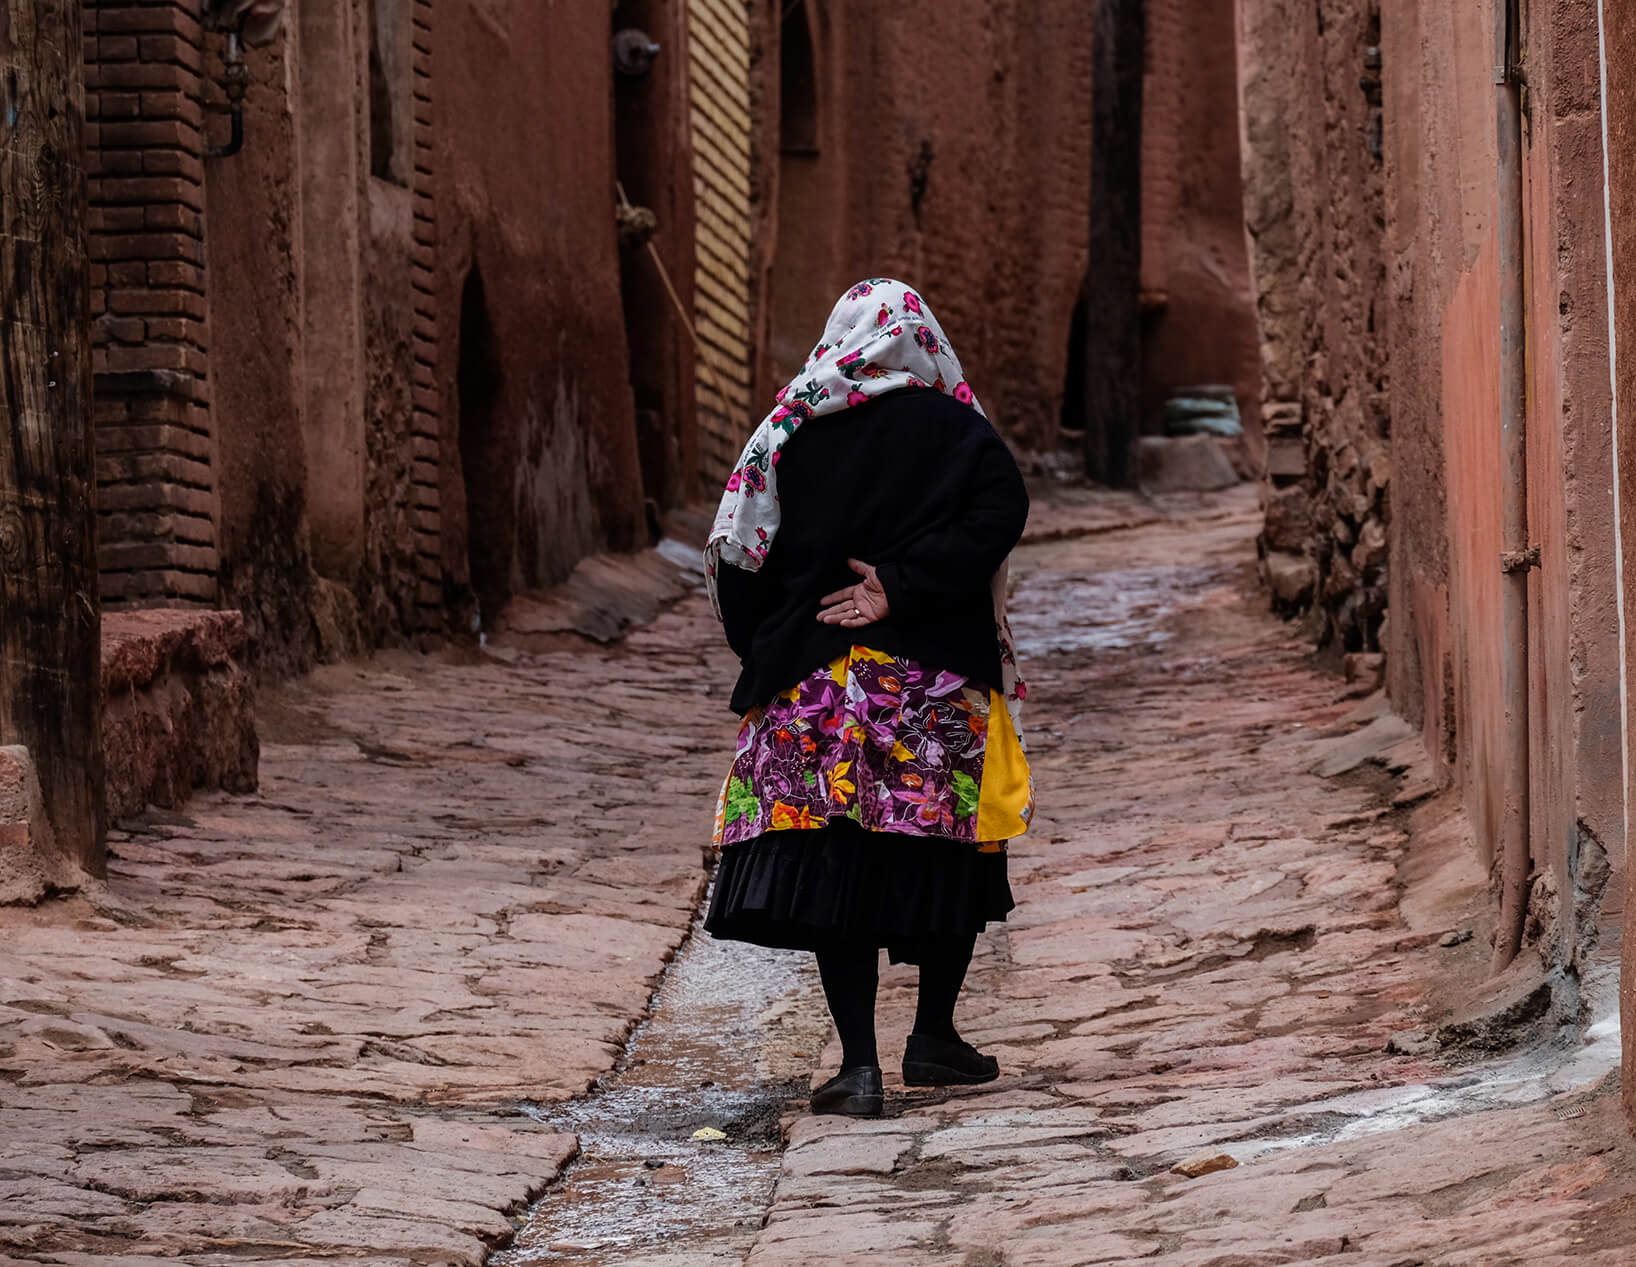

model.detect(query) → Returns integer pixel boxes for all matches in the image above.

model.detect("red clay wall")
[1595,0,1636,1125]
[615,0,699,519]
[1380,0,1620,979]
[1519,0,1620,987]
[203,19,321,677]
[89,3,665,661]
[1141,0,1262,451]
[1243,0,1620,983]
[757,0,1094,452]
[434,3,647,629]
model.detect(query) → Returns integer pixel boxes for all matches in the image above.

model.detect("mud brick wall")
[1252,0,1622,988]
[752,0,1092,455]
[1380,0,1619,986]
[83,0,218,607]
[1140,0,1262,454]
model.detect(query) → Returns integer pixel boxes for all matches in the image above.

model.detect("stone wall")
[1245,0,1622,984]
[1239,0,1389,659]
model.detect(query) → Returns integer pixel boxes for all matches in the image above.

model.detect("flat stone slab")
[749,503,1632,1266]
[0,589,737,1261]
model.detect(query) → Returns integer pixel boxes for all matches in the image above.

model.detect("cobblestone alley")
[3,487,1634,1266]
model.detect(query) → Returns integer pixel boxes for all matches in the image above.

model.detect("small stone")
[1262,485,1314,552]
[1439,928,1474,948]
[1352,516,1389,572]
[1171,1151,1239,1178]
[1265,551,1318,605]
[1133,434,1240,493]
[1324,554,1358,600]
[1386,1030,1440,1055]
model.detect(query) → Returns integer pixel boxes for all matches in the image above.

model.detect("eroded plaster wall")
[1249,0,1622,979]
[1384,0,1620,973]
[204,20,321,678]
[1517,0,1619,990]
[757,0,1094,452]
[1143,0,1262,452]
[101,1,661,667]
[435,1,646,629]
[1594,0,1636,1124]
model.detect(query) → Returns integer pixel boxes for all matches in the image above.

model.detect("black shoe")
[902,1033,1000,1086]
[810,1064,884,1117]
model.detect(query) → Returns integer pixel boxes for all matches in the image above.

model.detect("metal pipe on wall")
[1493,0,1535,974]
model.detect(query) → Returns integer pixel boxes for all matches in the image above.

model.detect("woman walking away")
[704,278,1034,1118]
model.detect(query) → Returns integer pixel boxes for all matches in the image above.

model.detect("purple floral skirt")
[705,645,1021,962]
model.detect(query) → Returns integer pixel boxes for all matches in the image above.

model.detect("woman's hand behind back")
[817,558,890,629]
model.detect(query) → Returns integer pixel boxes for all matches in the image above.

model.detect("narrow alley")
[3,486,1630,1266]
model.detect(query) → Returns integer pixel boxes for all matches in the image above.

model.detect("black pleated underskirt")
[704,817,1014,964]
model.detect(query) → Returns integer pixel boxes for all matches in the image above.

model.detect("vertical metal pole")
[1493,0,1533,973]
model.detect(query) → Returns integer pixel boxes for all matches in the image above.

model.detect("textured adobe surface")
[101,609,258,820]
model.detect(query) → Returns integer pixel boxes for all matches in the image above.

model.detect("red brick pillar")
[84,0,219,607]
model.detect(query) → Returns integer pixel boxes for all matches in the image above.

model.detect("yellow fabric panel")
[976,689,1034,842]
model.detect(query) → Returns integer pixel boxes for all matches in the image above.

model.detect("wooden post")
[1085,0,1145,487]
[0,0,105,872]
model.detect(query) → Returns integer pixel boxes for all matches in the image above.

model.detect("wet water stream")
[493,910,832,1267]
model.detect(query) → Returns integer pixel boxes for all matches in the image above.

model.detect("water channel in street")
[493,909,832,1267]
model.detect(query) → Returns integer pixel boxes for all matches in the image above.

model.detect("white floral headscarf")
[705,278,1028,735]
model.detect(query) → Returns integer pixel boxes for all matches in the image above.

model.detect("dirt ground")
[2,484,1634,1266]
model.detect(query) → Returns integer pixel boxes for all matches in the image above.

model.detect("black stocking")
[815,943,880,1069]
[913,931,977,1043]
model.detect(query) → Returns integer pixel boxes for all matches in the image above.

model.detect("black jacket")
[717,389,1029,714]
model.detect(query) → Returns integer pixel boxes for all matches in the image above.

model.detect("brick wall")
[84,0,219,608]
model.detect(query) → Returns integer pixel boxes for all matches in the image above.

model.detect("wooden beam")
[1085,0,1146,487]
[0,0,105,873]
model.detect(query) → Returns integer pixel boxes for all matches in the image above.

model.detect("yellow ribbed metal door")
[687,0,755,486]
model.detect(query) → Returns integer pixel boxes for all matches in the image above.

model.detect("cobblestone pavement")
[745,500,1636,1267]
[3,486,1634,1267]
[1,595,743,1263]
